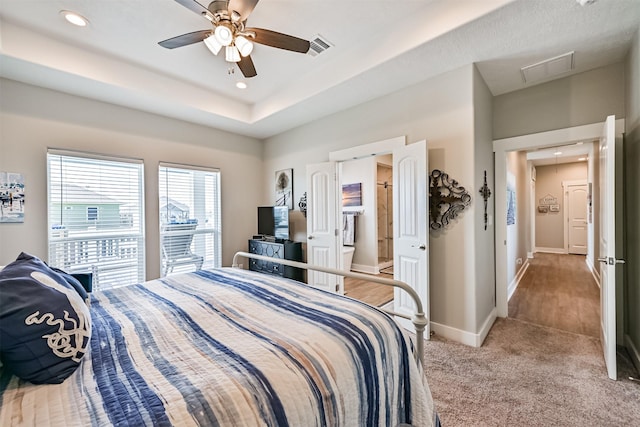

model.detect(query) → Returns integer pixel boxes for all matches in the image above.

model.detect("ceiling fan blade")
[237,55,257,78]
[174,0,210,16]
[246,28,310,53]
[228,0,259,21]
[159,30,211,49]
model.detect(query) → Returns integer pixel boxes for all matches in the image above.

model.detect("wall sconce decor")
[298,192,307,217]
[429,169,471,230]
[479,170,492,230]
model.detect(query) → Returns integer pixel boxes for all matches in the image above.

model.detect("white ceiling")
[527,141,591,166]
[1,0,639,139]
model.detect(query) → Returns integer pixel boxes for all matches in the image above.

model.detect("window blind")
[47,150,145,290]
[159,163,221,277]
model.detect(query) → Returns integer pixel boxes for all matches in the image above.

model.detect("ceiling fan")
[159,0,311,78]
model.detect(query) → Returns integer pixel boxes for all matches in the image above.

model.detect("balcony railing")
[49,229,144,291]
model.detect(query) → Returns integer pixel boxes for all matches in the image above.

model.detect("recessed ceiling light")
[578,157,587,161]
[575,141,584,145]
[553,151,562,156]
[61,10,89,27]
[236,82,247,89]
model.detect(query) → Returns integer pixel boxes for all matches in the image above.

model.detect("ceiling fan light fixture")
[204,34,222,55]
[225,45,241,63]
[215,24,234,46]
[235,36,253,57]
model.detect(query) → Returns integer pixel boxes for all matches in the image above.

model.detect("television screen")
[258,206,289,240]
[273,206,289,240]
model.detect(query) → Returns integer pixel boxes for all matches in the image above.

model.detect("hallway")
[508,253,600,337]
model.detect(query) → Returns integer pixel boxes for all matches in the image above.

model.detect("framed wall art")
[0,171,25,223]
[342,183,362,207]
[275,168,293,210]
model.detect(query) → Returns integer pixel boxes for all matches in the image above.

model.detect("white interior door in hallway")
[564,180,588,255]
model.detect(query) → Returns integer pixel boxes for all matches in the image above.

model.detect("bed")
[0,252,438,426]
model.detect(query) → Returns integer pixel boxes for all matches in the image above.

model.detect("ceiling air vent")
[521,51,575,84]
[308,34,333,57]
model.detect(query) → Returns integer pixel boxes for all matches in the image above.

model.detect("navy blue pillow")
[0,253,92,384]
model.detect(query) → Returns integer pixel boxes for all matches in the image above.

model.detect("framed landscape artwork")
[0,171,25,223]
[342,183,362,207]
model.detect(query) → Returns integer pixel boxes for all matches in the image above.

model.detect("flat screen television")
[258,206,289,240]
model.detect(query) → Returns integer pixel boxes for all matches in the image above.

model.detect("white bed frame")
[232,251,428,365]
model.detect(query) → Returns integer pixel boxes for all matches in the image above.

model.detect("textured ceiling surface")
[1,0,639,138]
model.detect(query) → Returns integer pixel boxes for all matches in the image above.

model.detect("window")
[159,163,221,277]
[86,206,98,221]
[47,150,145,290]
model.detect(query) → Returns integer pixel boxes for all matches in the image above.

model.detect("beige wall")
[472,65,496,328]
[0,79,264,277]
[263,65,493,340]
[493,63,626,140]
[534,162,588,250]
[624,28,640,369]
[505,151,529,285]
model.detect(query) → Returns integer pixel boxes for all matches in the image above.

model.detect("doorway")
[377,162,394,275]
[307,136,430,335]
[494,117,624,380]
[564,180,588,255]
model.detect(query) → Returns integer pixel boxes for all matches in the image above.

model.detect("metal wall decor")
[298,192,307,217]
[429,169,471,230]
[479,170,492,230]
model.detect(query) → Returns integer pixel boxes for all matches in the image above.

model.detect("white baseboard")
[431,308,496,348]
[535,246,567,254]
[527,252,534,259]
[508,260,529,301]
[624,334,640,376]
[585,256,601,288]
[350,263,377,275]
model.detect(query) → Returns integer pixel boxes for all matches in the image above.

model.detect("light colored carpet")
[422,318,640,426]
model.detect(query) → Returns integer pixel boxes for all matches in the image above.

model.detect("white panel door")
[599,115,619,380]
[306,162,341,293]
[567,183,588,255]
[393,140,429,335]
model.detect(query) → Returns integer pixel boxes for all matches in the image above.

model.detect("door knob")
[598,257,626,265]
[307,235,314,240]
[412,244,426,250]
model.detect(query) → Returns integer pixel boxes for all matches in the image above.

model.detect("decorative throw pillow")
[0,253,92,384]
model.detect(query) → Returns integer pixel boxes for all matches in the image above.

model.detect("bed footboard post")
[412,313,428,365]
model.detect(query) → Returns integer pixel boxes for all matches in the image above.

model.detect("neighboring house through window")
[87,206,98,222]
[47,150,145,290]
[159,163,221,277]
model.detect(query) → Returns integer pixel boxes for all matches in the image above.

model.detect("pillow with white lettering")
[0,253,91,384]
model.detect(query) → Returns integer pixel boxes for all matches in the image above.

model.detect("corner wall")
[534,162,588,251]
[0,79,263,277]
[624,27,640,371]
[263,65,492,343]
[473,65,496,335]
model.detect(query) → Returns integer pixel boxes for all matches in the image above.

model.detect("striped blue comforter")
[0,268,436,426]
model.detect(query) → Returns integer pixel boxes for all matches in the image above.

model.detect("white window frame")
[47,149,145,290]
[158,162,221,277]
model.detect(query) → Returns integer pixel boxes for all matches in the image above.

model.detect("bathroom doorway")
[377,162,394,275]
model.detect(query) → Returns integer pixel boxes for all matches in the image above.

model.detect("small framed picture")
[275,168,293,210]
